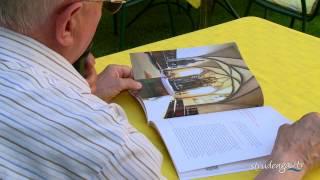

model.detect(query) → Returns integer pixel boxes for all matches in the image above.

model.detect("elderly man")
[0,0,319,179]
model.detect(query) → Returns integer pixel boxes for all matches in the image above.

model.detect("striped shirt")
[0,27,164,180]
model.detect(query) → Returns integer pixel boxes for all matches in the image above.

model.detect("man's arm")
[78,55,164,179]
[256,112,320,180]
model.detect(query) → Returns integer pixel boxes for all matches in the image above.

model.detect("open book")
[130,43,291,179]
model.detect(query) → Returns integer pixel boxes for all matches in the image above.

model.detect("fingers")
[96,64,141,101]
[144,71,152,79]
[84,54,96,77]
[86,70,97,93]
[118,65,133,78]
[108,64,133,78]
[294,112,320,131]
[118,78,142,91]
[300,112,320,123]
[276,124,289,139]
[85,54,96,69]
[84,54,97,93]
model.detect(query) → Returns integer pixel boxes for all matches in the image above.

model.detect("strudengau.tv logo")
[251,160,304,173]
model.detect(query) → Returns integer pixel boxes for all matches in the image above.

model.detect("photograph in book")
[131,43,263,119]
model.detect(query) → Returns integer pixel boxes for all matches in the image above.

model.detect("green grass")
[92,0,320,58]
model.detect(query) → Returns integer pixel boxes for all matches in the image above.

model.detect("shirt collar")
[0,27,90,92]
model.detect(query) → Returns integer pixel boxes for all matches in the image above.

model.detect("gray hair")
[0,0,63,33]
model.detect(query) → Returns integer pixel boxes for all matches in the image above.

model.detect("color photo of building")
[131,43,263,119]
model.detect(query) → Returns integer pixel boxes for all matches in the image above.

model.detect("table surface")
[96,17,320,180]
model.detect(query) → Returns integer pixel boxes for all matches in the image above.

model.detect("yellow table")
[96,17,320,180]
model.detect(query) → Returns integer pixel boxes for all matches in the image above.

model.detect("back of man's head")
[0,0,62,34]
[0,0,103,64]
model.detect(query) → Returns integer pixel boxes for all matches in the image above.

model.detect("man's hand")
[95,64,142,102]
[256,112,320,180]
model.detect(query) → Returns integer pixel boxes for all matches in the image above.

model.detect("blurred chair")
[245,0,320,32]
[186,0,240,28]
[214,0,240,19]
[110,0,195,50]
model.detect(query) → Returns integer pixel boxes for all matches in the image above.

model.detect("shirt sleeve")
[84,96,165,180]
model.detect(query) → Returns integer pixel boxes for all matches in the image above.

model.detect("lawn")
[92,0,320,58]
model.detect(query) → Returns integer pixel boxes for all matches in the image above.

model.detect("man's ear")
[55,2,83,47]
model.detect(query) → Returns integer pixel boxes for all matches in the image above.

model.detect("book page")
[152,107,291,174]
[130,43,264,122]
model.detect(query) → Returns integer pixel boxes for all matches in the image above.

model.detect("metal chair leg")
[224,0,240,18]
[263,8,268,19]
[117,0,194,49]
[112,14,118,35]
[199,0,214,28]
[187,3,192,12]
[302,19,306,32]
[301,0,307,32]
[245,0,254,16]
[126,0,154,28]
[166,0,176,36]
[119,7,127,50]
[176,0,181,13]
[290,17,295,28]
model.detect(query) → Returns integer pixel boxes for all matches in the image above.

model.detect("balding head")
[0,0,64,34]
[0,0,104,65]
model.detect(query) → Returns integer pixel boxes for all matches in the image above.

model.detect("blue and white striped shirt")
[0,27,164,180]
